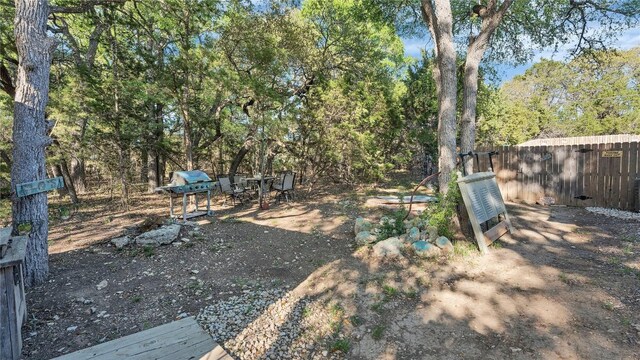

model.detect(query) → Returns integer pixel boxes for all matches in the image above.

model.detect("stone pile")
[354,216,454,259]
[109,220,201,249]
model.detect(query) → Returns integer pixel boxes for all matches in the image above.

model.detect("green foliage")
[382,284,398,298]
[142,245,155,257]
[371,324,385,340]
[331,339,350,353]
[377,208,407,240]
[0,198,10,225]
[17,222,32,234]
[423,173,461,239]
[479,48,640,146]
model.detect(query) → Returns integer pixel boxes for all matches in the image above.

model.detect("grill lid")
[171,170,212,185]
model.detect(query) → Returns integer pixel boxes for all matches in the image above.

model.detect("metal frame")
[457,172,514,254]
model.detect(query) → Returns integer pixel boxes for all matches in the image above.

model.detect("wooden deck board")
[52,317,231,360]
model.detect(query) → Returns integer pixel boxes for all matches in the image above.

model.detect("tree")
[479,47,640,145]
[11,0,55,286]
[370,0,640,190]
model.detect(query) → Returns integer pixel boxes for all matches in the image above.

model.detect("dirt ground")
[19,183,640,359]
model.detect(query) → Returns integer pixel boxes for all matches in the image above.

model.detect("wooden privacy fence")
[476,141,640,211]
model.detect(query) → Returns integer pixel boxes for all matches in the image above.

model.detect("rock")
[407,227,420,242]
[372,237,404,258]
[322,350,328,357]
[537,196,555,206]
[435,236,454,253]
[354,217,372,235]
[135,224,181,246]
[66,326,78,332]
[355,231,377,246]
[110,235,131,249]
[426,225,438,242]
[412,240,441,258]
[177,312,189,319]
[96,280,108,291]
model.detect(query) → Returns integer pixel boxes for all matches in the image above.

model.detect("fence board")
[587,143,598,208]
[620,142,633,210]
[610,142,623,209]
[476,141,639,210]
[630,142,639,210]
[576,144,585,206]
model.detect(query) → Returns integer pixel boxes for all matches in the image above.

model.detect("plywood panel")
[53,317,223,360]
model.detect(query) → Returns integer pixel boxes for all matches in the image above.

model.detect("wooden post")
[182,194,187,222]
[0,232,27,360]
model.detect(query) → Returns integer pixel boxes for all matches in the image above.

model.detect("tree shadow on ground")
[202,203,639,359]
[26,198,640,360]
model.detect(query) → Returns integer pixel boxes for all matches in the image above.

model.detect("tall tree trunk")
[148,103,164,192]
[460,52,482,176]
[50,165,67,197]
[59,159,78,204]
[11,0,55,286]
[110,21,129,208]
[424,0,457,193]
[181,106,195,170]
[70,156,86,193]
[229,137,253,179]
[140,146,149,183]
[460,1,512,175]
[117,145,129,208]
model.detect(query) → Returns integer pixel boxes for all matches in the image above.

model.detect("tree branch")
[0,61,15,98]
[49,0,127,14]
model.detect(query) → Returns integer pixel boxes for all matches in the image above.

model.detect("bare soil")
[20,184,640,359]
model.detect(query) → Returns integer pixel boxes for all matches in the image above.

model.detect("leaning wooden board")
[52,316,231,360]
[457,172,514,254]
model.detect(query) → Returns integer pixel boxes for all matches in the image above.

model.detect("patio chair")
[217,175,246,206]
[273,172,296,203]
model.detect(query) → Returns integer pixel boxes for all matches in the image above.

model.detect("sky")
[401,27,640,85]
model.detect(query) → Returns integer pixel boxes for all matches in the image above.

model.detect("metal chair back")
[218,176,233,193]
[283,172,295,191]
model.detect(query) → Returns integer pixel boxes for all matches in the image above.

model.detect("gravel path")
[586,206,640,221]
[197,288,345,359]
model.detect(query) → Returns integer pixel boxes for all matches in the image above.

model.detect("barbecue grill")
[155,170,215,221]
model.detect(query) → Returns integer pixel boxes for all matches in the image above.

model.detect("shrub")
[377,208,407,240]
[422,173,461,239]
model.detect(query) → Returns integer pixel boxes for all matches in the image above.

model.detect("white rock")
[354,217,373,235]
[355,231,377,246]
[110,236,131,249]
[135,224,181,246]
[96,280,108,291]
[66,326,78,332]
[434,236,454,253]
[177,312,189,319]
[372,237,404,258]
[586,207,640,221]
